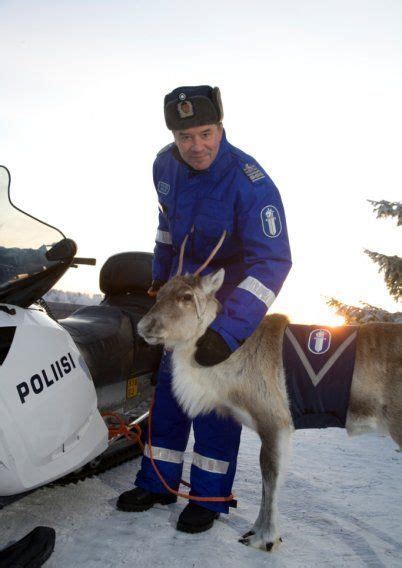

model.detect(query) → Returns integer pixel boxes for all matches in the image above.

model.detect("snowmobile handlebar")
[72,257,96,266]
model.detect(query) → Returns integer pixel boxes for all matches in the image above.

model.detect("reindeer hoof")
[239,531,282,551]
[266,537,283,552]
[239,530,255,545]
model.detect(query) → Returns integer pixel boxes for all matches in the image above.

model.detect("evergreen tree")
[363,250,401,302]
[327,200,401,323]
[326,298,402,324]
[367,200,402,226]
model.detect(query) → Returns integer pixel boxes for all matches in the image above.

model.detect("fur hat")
[164,85,223,131]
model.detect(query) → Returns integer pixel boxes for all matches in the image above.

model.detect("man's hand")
[147,279,167,298]
[194,328,232,367]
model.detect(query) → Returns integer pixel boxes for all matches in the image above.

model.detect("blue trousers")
[135,352,242,513]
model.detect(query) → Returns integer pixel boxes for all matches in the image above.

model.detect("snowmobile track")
[0,433,145,509]
[50,440,144,487]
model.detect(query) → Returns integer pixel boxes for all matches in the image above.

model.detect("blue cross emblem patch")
[261,205,282,238]
[308,329,331,354]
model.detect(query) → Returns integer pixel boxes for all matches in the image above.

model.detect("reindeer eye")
[180,292,193,302]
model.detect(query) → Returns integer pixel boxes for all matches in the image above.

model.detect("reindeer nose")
[137,315,156,337]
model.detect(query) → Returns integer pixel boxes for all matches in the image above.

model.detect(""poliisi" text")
[16,352,77,404]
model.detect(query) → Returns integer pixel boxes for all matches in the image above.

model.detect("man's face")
[173,124,223,170]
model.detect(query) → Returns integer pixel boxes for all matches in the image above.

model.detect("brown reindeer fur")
[138,271,402,551]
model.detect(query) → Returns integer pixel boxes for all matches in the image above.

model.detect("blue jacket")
[152,130,292,351]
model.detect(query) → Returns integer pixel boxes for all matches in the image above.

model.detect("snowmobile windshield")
[0,166,67,294]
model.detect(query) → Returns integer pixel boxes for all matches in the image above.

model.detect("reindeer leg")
[240,427,291,552]
[239,476,266,543]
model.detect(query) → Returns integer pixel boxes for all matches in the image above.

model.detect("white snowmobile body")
[0,304,108,495]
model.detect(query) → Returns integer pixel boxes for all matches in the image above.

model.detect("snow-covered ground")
[1,428,401,567]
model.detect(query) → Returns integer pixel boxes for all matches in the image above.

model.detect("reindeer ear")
[201,269,225,295]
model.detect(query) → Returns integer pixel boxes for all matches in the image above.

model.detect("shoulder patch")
[242,163,265,183]
[261,205,282,238]
[157,181,170,195]
[157,142,175,157]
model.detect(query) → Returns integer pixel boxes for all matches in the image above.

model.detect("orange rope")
[147,397,235,503]
[101,403,235,504]
[101,412,144,451]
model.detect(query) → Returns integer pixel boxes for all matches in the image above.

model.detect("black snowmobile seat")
[60,305,134,388]
[100,251,162,373]
[59,252,162,387]
[99,251,154,296]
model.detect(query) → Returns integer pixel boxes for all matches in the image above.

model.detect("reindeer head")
[137,269,225,349]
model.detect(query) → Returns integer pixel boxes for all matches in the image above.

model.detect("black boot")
[176,502,220,533]
[117,487,177,512]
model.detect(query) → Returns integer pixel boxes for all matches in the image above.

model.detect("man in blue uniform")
[117,85,292,533]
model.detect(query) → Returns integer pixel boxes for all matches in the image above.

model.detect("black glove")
[147,279,167,298]
[194,328,232,367]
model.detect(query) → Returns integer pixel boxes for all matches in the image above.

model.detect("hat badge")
[178,93,186,100]
[177,98,194,118]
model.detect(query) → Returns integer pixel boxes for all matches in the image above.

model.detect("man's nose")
[191,137,203,152]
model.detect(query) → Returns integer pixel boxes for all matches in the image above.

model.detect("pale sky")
[1,0,401,323]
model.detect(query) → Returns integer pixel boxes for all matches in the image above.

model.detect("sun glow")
[289,310,346,327]
[275,297,347,327]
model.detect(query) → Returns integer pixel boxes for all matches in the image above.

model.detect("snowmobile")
[0,165,162,498]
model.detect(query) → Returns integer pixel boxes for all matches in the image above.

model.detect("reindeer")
[137,268,402,552]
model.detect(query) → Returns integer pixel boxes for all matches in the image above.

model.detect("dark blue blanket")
[283,324,358,429]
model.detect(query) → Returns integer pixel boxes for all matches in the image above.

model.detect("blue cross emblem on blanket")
[308,329,331,354]
[283,324,358,429]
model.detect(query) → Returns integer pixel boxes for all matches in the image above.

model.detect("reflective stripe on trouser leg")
[135,352,191,494]
[191,412,242,513]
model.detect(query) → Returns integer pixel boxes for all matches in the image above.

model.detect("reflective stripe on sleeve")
[237,276,276,308]
[143,444,184,464]
[192,452,229,475]
[156,230,172,245]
